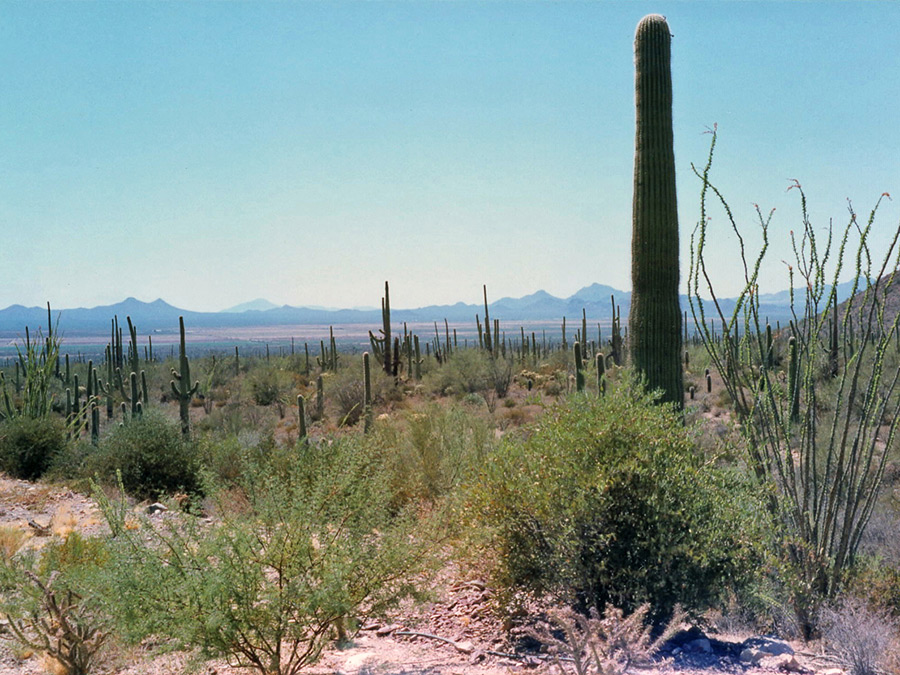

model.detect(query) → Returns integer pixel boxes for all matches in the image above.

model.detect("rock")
[454,640,475,654]
[686,638,712,654]
[777,655,807,673]
[360,621,381,631]
[740,648,765,665]
[817,670,844,675]
[146,502,168,515]
[468,579,487,591]
[744,636,794,656]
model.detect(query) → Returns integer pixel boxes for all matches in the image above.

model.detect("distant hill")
[221,299,280,313]
[0,282,868,339]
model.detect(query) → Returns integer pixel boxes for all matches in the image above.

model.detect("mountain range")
[0,281,865,339]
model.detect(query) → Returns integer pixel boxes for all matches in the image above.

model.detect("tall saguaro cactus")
[629,14,683,409]
[171,316,200,439]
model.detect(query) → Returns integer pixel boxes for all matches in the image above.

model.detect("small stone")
[468,579,487,591]
[455,640,475,654]
[778,655,804,672]
[360,621,381,631]
[817,670,844,675]
[146,502,168,515]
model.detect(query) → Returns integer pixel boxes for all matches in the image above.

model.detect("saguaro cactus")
[170,316,199,439]
[629,14,683,409]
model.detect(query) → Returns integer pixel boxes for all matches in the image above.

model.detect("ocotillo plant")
[170,316,200,439]
[629,14,683,409]
[689,127,900,638]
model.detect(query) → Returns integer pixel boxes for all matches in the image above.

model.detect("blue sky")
[2,1,899,311]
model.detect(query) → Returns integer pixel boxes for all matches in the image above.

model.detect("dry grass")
[0,524,28,559]
[820,596,900,675]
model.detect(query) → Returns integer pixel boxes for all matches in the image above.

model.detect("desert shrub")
[0,415,67,480]
[820,596,900,675]
[0,532,112,675]
[90,410,200,500]
[245,364,292,408]
[328,367,366,425]
[369,402,495,508]
[472,376,762,619]
[95,434,434,675]
[425,349,492,396]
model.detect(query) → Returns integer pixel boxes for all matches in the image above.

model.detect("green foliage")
[689,129,900,636]
[472,377,761,618]
[246,363,292,407]
[425,349,514,398]
[95,435,433,675]
[0,533,111,675]
[0,415,67,480]
[90,410,201,500]
[369,402,495,508]
[0,320,61,421]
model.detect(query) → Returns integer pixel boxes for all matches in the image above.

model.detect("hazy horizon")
[4,2,900,312]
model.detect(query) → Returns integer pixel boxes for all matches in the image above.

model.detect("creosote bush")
[472,376,762,619]
[369,402,495,508]
[0,415,67,480]
[89,410,201,500]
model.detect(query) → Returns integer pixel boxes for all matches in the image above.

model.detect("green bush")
[370,402,495,508]
[472,376,762,618]
[0,415,67,480]
[95,434,434,675]
[91,411,200,500]
[245,364,292,407]
[425,350,513,397]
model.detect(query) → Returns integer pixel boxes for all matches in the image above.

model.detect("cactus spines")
[629,14,683,409]
[170,316,199,439]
